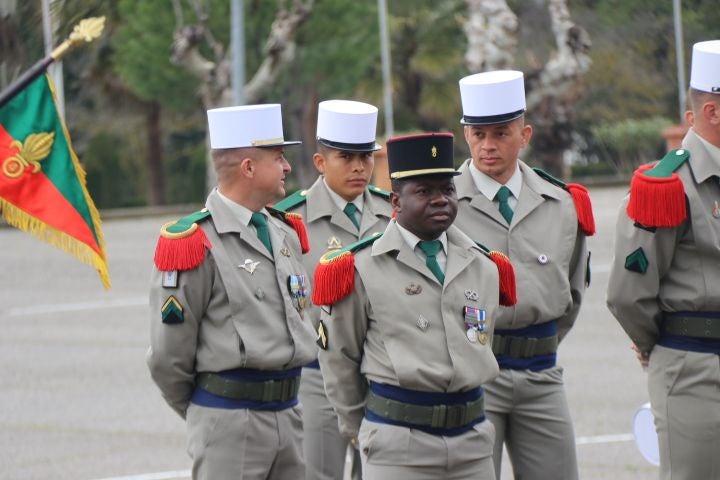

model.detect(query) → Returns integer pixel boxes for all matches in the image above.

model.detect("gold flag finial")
[51,17,106,60]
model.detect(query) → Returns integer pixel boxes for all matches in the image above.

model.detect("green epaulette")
[532,168,596,236]
[312,232,383,306]
[368,184,391,200]
[273,189,308,211]
[154,208,212,271]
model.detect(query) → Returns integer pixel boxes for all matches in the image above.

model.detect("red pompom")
[489,250,517,307]
[154,225,212,271]
[627,164,687,227]
[312,251,355,306]
[566,183,596,236]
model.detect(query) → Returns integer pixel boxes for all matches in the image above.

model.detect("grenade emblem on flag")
[2,131,55,178]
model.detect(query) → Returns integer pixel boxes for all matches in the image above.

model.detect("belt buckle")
[262,380,275,402]
[430,404,447,428]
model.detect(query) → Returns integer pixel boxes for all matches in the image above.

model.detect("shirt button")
[537,254,548,264]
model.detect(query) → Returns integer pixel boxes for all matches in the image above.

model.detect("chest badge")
[406,283,422,295]
[239,259,260,274]
[327,236,342,250]
[280,246,291,257]
[464,289,479,301]
[416,314,429,331]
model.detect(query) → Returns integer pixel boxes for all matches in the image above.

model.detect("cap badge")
[431,146,437,158]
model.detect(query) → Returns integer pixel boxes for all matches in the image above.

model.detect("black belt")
[196,371,300,403]
[366,389,484,430]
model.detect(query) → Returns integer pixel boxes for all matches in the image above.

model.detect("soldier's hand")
[631,343,649,368]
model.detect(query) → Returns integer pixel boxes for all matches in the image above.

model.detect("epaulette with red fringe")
[154,208,212,272]
[312,232,383,306]
[533,168,596,236]
[626,148,689,228]
[474,242,517,307]
[266,206,310,254]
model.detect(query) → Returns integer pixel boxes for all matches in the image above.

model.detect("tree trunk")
[145,100,165,205]
[463,0,591,179]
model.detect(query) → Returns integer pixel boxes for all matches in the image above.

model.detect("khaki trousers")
[484,366,578,480]
[357,418,496,480]
[299,367,361,480]
[186,403,304,480]
[648,345,720,480]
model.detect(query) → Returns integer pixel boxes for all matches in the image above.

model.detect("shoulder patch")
[312,232,383,306]
[533,168,595,236]
[154,208,212,271]
[273,189,308,211]
[627,149,689,228]
[266,206,310,254]
[473,242,517,307]
[161,295,184,324]
[368,184,391,200]
[625,247,649,274]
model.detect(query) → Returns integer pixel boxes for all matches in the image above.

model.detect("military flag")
[0,17,110,288]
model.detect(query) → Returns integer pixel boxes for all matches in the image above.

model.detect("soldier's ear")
[313,152,326,174]
[238,156,255,177]
[390,191,401,212]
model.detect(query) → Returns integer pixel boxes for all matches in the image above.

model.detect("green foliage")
[84,132,145,208]
[590,117,671,172]
[164,127,207,204]
[112,0,198,111]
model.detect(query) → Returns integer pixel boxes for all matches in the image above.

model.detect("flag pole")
[0,16,105,109]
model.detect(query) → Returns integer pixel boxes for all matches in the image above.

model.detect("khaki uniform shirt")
[282,176,393,328]
[147,190,317,417]
[607,128,720,354]
[454,160,588,340]
[319,221,500,438]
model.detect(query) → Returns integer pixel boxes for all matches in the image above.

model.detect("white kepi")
[316,100,382,151]
[459,70,526,125]
[207,104,301,149]
[633,402,660,466]
[690,40,720,94]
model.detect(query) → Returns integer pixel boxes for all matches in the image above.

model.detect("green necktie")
[343,202,360,229]
[250,212,273,255]
[495,186,514,224]
[418,239,445,284]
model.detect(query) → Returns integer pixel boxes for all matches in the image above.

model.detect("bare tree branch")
[463,0,517,72]
[170,0,314,109]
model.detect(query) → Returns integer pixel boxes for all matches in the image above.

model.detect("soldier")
[453,70,594,480]
[147,104,317,479]
[274,99,392,480]
[607,40,720,480]
[314,132,517,479]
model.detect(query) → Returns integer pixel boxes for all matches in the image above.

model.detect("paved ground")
[0,184,659,479]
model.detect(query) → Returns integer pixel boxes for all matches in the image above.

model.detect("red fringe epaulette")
[533,168,596,236]
[626,149,689,228]
[489,251,517,307]
[566,183,596,236]
[267,207,310,254]
[312,232,383,306]
[154,209,213,271]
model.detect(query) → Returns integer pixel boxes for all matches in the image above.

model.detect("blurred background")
[1,0,716,205]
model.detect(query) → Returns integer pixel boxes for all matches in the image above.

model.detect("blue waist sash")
[494,320,558,371]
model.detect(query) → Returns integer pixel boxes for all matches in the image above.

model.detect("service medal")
[287,274,309,313]
[466,328,478,343]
